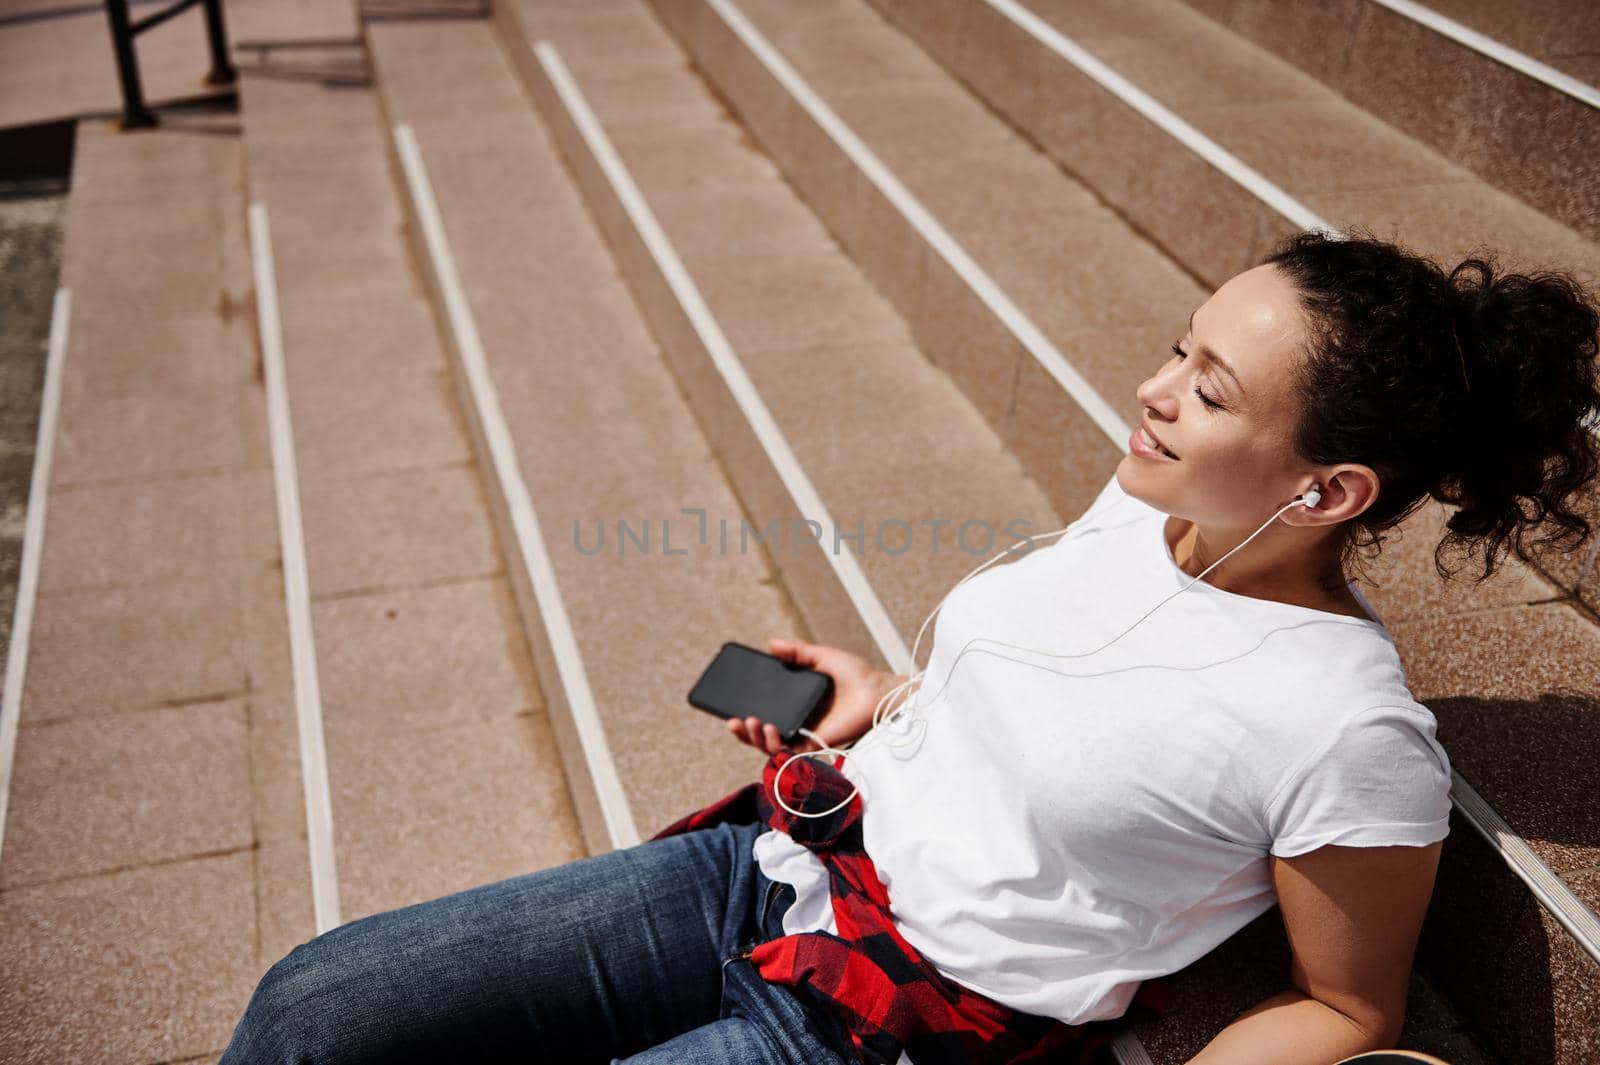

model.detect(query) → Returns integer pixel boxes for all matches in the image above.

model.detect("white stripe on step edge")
[709,0,1173,461]
[531,42,914,675]
[250,202,343,931]
[392,123,643,849]
[1373,0,1600,109]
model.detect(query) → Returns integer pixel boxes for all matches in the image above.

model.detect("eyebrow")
[1187,309,1246,398]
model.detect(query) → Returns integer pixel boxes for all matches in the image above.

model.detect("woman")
[219,229,1599,1065]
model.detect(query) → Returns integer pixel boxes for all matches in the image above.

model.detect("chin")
[1116,462,1167,511]
[1117,463,1193,526]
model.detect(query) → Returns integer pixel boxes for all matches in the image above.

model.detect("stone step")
[235,23,588,959]
[361,14,797,850]
[0,2,236,133]
[1411,0,1600,85]
[872,0,1600,611]
[369,1,1074,855]
[0,114,271,1065]
[1,1,604,1056]
[643,0,1583,614]
[1175,0,1600,245]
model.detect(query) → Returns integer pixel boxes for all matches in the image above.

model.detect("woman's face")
[1121,263,1316,526]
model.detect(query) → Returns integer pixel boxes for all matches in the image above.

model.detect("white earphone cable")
[769,485,1325,819]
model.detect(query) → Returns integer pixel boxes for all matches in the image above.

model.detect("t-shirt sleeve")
[1265,704,1453,858]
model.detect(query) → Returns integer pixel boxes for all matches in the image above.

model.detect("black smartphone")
[688,641,834,743]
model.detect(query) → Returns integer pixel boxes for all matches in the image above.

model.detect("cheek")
[1201,435,1271,483]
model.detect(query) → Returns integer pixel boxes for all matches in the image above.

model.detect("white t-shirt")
[753,472,1453,1035]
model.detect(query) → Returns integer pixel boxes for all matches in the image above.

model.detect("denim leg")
[613,871,858,1065]
[219,820,780,1065]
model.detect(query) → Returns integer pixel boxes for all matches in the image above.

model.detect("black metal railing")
[103,0,236,129]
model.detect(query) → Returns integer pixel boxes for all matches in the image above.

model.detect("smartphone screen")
[688,641,834,742]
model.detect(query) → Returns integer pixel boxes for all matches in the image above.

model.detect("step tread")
[475,3,1095,819]
[367,16,805,837]
[235,42,588,927]
[1,120,266,1065]
[1006,0,1600,276]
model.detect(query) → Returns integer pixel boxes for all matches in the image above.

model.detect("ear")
[1305,466,1380,524]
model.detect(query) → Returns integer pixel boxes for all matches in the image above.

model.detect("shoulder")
[1280,702,1451,785]
[1264,703,1453,859]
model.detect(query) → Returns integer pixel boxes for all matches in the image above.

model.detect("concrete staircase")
[0,0,1596,1062]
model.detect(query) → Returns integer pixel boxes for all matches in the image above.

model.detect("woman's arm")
[1184,840,1443,1064]
[1182,987,1384,1064]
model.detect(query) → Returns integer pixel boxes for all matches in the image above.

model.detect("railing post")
[103,0,158,129]
[200,0,237,87]
[102,0,237,131]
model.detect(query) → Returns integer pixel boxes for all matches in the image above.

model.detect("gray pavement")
[0,182,67,707]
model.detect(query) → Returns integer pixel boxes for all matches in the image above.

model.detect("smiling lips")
[1135,423,1179,460]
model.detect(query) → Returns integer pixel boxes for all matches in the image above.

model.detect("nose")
[1135,360,1181,420]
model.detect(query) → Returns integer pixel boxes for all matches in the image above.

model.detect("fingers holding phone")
[725,714,793,755]
[713,637,906,756]
[690,640,833,754]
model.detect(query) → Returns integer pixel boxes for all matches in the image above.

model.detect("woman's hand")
[725,636,910,756]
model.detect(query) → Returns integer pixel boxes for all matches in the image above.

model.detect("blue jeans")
[219,819,858,1063]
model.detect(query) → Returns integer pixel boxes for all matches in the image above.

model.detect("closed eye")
[1170,341,1225,411]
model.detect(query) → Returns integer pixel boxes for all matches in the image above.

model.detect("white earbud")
[1302,485,1322,509]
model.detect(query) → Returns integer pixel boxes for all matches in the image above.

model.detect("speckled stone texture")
[1419,807,1600,1065]
[2,116,264,1065]
[658,0,1209,523]
[11,0,1590,1060]
[0,853,258,1065]
[2,699,253,890]
[237,31,591,947]
[1123,898,1497,1065]
[1393,604,1600,866]
[1175,0,1600,245]
[369,14,796,852]
[297,466,501,596]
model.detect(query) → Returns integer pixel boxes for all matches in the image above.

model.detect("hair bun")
[1265,227,1600,587]
[1445,285,1481,395]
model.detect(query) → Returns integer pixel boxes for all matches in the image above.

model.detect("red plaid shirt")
[650,748,1174,1065]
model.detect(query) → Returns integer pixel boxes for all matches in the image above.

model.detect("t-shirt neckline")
[1155,511,1389,631]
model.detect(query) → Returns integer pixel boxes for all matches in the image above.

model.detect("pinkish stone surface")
[246,689,307,846]
[0,853,257,1065]
[0,15,233,131]
[22,573,250,723]
[252,835,318,972]
[1,700,252,891]
[312,578,541,740]
[1393,602,1600,874]
[37,473,248,595]
[688,249,910,354]
[648,183,837,261]
[324,713,586,920]
[299,465,500,596]
[282,369,473,479]
[1187,98,1470,194]
[53,384,244,486]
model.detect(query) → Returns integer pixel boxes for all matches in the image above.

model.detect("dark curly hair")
[1262,225,1600,588]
